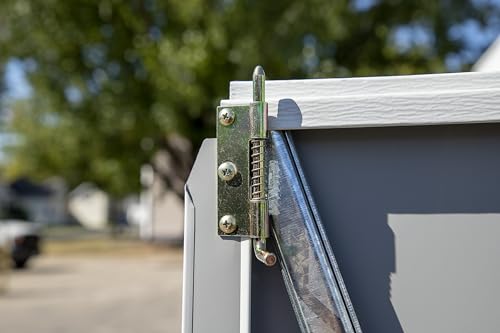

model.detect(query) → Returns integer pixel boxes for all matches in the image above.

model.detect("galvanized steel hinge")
[217,66,276,266]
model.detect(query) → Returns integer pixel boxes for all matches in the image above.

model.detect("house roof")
[9,178,53,197]
[69,182,105,198]
[473,37,500,72]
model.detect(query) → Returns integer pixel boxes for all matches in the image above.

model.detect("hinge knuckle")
[249,102,267,139]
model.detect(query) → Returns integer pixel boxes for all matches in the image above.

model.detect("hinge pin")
[250,65,276,266]
[254,239,277,267]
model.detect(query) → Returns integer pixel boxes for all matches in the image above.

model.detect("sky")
[4,60,32,100]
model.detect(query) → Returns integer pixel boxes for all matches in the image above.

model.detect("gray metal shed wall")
[253,123,500,332]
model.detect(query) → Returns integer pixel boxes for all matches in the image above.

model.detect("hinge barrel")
[250,66,275,266]
[249,66,268,239]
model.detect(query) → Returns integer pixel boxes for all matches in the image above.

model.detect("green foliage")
[0,0,497,196]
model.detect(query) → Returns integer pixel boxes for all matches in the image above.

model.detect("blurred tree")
[0,0,498,197]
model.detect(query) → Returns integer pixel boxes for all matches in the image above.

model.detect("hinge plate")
[217,66,276,266]
[217,104,253,236]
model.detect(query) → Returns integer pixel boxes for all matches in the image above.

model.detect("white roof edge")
[230,71,500,101]
[225,71,500,130]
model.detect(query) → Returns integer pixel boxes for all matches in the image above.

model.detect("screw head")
[219,108,235,126]
[218,161,237,181]
[219,215,237,234]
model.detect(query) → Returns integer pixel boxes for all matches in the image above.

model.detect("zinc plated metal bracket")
[217,66,276,266]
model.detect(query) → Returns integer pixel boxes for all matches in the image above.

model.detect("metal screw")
[218,161,237,181]
[219,215,237,234]
[219,108,235,126]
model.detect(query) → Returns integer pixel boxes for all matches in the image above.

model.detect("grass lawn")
[42,225,180,257]
[43,238,177,256]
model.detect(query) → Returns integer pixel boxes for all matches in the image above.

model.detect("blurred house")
[126,165,183,243]
[44,177,68,223]
[68,182,109,230]
[0,184,10,206]
[7,177,68,224]
[473,36,500,71]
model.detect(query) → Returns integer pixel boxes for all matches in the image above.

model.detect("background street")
[0,243,182,333]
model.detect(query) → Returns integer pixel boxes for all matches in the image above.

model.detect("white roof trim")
[225,71,500,130]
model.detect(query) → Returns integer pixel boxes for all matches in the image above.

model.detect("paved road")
[0,250,183,333]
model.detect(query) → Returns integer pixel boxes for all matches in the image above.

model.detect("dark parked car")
[0,220,41,268]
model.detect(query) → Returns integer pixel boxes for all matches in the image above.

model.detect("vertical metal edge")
[240,238,252,333]
[283,132,362,332]
[186,138,241,333]
[182,186,195,333]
